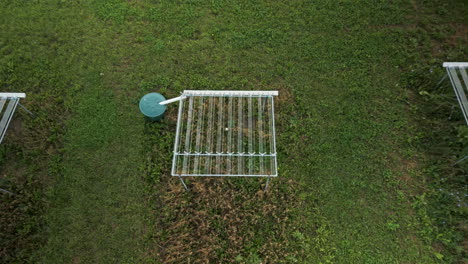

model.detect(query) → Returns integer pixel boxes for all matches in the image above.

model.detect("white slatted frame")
[0,98,19,144]
[444,63,468,125]
[171,91,278,177]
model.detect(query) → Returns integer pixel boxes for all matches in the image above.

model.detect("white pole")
[159,96,185,105]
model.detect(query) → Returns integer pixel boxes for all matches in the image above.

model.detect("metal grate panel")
[444,62,468,125]
[171,91,278,177]
[0,93,24,144]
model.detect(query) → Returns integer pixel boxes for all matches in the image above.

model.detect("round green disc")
[139,92,167,121]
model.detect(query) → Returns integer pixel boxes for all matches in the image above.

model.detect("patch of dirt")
[447,23,468,47]
[387,151,424,193]
[410,0,419,12]
[266,77,294,116]
[7,118,23,140]
[432,23,468,57]
[400,159,418,185]
[165,103,179,123]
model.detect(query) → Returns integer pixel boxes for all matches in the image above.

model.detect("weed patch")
[395,1,468,262]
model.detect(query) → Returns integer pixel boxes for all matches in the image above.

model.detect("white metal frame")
[164,90,279,191]
[443,62,468,125]
[0,93,26,144]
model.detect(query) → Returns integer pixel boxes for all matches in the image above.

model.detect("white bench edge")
[443,62,468,68]
[183,90,279,96]
[0,93,26,98]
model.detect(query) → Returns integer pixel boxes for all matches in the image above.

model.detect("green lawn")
[0,0,466,263]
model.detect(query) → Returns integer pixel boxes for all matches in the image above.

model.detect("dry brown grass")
[147,176,305,263]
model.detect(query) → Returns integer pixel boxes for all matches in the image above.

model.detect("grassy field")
[0,0,466,263]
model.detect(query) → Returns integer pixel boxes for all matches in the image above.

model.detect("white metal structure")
[163,90,278,190]
[443,62,468,125]
[0,93,26,144]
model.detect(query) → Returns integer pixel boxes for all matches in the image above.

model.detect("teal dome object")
[139,93,167,121]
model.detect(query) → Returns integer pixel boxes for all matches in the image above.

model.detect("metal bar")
[206,97,215,154]
[238,96,244,175]
[0,99,19,144]
[264,177,271,191]
[258,97,264,153]
[216,97,224,153]
[459,68,468,94]
[227,97,233,153]
[267,97,274,156]
[159,96,185,105]
[435,74,448,89]
[171,95,186,176]
[184,97,195,153]
[447,67,468,124]
[177,101,186,155]
[270,96,278,175]
[258,97,264,175]
[454,155,468,165]
[174,153,276,157]
[0,93,26,98]
[267,97,273,155]
[216,97,224,174]
[178,176,189,191]
[183,90,279,97]
[0,99,6,113]
[193,97,205,174]
[0,188,15,195]
[443,62,468,68]
[182,97,194,174]
[176,173,278,177]
[17,103,35,118]
[248,96,253,174]
[205,97,215,174]
[227,97,233,174]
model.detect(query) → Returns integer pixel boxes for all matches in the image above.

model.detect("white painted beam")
[183,90,279,96]
[0,93,26,98]
[159,96,185,105]
[443,62,468,68]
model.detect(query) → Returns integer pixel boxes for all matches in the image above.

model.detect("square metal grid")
[171,90,278,178]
